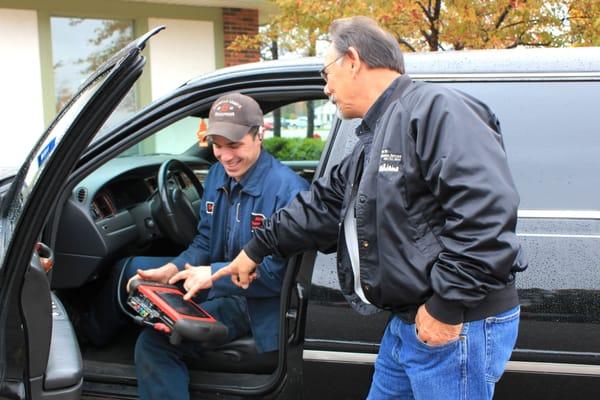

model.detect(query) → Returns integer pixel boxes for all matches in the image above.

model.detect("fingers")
[137,268,153,279]
[211,265,234,282]
[183,282,203,300]
[126,273,141,293]
[168,269,188,285]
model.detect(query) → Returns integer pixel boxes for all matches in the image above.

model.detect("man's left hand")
[168,263,212,300]
[415,304,463,346]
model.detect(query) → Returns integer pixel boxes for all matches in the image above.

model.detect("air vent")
[76,187,87,203]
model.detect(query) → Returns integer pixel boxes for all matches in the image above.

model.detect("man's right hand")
[211,250,258,289]
[126,262,179,293]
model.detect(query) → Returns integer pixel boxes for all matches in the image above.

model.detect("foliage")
[70,18,134,74]
[230,0,599,53]
[263,137,325,160]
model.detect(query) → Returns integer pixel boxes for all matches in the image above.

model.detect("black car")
[1,28,600,400]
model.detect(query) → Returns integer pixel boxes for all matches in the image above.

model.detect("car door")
[0,27,163,400]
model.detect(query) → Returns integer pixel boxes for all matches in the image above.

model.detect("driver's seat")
[185,336,278,374]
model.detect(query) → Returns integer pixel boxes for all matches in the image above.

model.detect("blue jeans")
[135,296,251,400]
[367,306,520,400]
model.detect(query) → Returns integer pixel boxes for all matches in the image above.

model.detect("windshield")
[0,69,111,269]
[117,116,203,157]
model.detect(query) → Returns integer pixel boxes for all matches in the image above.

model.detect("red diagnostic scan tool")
[127,280,228,345]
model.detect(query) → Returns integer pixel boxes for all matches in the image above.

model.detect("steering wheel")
[151,159,204,246]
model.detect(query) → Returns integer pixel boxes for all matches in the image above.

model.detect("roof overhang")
[124,0,278,23]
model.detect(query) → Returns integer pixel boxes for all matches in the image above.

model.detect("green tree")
[231,0,599,53]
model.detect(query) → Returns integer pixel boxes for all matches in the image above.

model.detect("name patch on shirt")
[206,201,214,214]
[251,213,265,231]
[379,148,402,172]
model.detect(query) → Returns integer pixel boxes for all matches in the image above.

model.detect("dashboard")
[51,155,210,290]
[89,163,205,221]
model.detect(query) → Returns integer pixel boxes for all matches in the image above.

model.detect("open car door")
[0,27,164,400]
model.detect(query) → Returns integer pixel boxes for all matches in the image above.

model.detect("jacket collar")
[359,74,413,135]
[216,149,271,197]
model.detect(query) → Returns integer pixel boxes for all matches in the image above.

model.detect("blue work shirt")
[171,149,308,352]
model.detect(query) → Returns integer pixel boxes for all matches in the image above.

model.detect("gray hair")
[329,16,405,74]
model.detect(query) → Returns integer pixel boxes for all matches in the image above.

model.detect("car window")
[117,99,338,180]
[118,116,203,157]
[263,99,333,161]
[444,80,600,211]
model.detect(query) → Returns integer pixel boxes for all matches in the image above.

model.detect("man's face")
[323,44,356,119]
[210,131,262,181]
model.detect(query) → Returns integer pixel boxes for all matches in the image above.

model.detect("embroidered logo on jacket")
[379,148,402,172]
[251,213,266,230]
[206,201,214,214]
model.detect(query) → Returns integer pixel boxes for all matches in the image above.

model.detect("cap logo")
[214,99,242,118]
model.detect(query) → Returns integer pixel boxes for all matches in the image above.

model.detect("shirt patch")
[379,148,402,172]
[251,213,265,231]
[206,201,214,214]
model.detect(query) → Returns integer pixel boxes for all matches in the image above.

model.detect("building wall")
[148,18,216,100]
[0,0,261,169]
[0,8,45,169]
[0,0,246,166]
[223,8,259,67]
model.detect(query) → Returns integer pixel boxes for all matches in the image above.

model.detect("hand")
[126,262,179,293]
[169,263,212,300]
[210,250,258,289]
[415,304,463,346]
[39,257,53,273]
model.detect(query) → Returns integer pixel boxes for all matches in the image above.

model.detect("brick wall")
[223,8,260,67]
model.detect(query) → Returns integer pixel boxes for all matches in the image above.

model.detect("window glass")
[262,99,334,162]
[51,17,137,130]
[446,81,600,211]
[118,116,203,158]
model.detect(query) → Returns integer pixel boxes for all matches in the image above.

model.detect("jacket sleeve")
[414,90,522,324]
[244,155,352,263]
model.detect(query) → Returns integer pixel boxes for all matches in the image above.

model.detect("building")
[0,0,274,169]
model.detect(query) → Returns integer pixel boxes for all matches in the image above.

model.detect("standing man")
[84,93,308,400]
[210,17,527,399]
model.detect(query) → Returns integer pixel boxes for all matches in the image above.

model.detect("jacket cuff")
[425,294,466,325]
[243,238,269,264]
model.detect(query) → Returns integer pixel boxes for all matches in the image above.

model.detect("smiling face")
[210,131,262,181]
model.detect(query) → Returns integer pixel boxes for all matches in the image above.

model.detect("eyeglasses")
[320,53,345,83]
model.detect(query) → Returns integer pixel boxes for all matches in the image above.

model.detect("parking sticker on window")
[37,137,57,168]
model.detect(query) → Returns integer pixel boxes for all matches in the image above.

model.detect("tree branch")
[397,36,417,52]
[417,1,433,23]
[433,0,442,20]
[495,5,513,29]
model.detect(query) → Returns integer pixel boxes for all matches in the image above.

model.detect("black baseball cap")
[205,93,264,142]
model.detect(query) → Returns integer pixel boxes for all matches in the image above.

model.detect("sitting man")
[84,93,308,400]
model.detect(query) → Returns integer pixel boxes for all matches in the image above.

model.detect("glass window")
[262,99,334,163]
[446,81,600,211]
[119,116,203,157]
[50,17,137,119]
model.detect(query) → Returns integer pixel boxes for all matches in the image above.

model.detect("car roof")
[404,46,600,75]
[183,46,600,88]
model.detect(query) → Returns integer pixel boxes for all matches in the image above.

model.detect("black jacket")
[245,74,527,324]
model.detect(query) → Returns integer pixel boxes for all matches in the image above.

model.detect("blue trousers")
[83,256,251,400]
[367,306,520,399]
